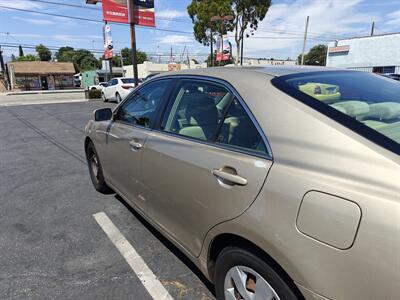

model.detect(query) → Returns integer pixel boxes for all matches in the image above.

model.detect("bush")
[88,89,102,99]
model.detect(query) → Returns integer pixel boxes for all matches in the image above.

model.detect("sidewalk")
[5,89,84,96]
[0,90,91,107]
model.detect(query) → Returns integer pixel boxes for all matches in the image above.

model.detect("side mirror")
[94,108,113,121]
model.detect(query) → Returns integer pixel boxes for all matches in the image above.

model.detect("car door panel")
[141,132,272,257]
[104,122,148,211]
[102,78,174,211]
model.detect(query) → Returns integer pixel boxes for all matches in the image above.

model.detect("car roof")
[155,65,347,80]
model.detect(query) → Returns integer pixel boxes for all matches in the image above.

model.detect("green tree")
[120,47,148,65]
[231,0,271,65]
[11,54,16,62]
[298,44,327,66]
[16,54,38,61]
[188,0,271,65]
[55,47,100,72]
[188,0,232,46]
[18,45,24,57]
[73,49,99,72]
[36,44,52,61]
[188,0,232,66]
[55,46,75,62]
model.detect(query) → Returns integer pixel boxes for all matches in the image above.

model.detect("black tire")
[215,246,302,300]
[86,142,114,194]
[102,93,108,102]
[116,93,122,103]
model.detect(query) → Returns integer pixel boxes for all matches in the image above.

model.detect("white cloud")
[386,10,400,26]
[233,0,380,58]
[156,9,188,28]
[156,35,194,45]
[0,0,43,10]
[157,9,187,19]
[2,32,102,42]
[13,16,55,25]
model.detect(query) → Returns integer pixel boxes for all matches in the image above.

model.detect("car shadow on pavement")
[114,194,216,297]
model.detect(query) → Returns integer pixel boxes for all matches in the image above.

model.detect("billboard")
[215,35,231,61]
[102,0,155,27]
[103,24,114,59]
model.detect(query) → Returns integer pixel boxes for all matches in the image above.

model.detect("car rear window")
[272,71,400,155]
[121,78,135,84]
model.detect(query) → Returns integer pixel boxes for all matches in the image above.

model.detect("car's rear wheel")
[215,246,301,300]
[102,92,108,102]
[86,142,113,194]
[116,93,122,103]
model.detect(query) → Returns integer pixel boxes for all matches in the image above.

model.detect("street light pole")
[128,0,139,87]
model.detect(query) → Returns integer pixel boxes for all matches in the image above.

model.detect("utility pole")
[128,0,139,87]
[301,16,310,66]
[240,37,244,66]
[119,51,124,75]
[187,49,190,69]
[210,30,213,67]
[371,21,375,36]
[0,45,5,76]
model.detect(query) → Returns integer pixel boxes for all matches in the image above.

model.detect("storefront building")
[326,32,400,74]
[8,61,75,91]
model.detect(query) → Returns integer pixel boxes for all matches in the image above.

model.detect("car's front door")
[141,78,273,257]
[103,79,173,212]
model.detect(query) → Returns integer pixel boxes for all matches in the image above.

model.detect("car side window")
[115,79,171,127]
[162,79,233,141]
[216,98,268,155]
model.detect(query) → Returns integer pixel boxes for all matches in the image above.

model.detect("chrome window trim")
[153,74,274,161]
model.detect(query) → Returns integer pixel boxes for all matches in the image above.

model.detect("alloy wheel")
[90,152,99,182]
[224,266,280,300]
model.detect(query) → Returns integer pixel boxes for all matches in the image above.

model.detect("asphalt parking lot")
[0,101,215,300]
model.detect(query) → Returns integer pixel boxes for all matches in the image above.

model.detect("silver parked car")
[84,67,400,300]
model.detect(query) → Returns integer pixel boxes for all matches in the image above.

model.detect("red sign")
[102,0,129,23]
[329,45,350,53]
[215,53,230,62]
[104,49,113,59]
[102,0,155,27]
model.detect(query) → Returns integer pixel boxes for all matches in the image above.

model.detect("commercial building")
[326,32,400,74]
[123,60,207,79]
[8,61,75,91]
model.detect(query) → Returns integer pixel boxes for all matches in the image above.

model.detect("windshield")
[273,71,400,154]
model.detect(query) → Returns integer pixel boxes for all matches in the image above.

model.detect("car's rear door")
[102,78,174,212]
[141,78,273,257]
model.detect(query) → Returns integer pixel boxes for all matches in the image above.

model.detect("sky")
[1,0,400,62]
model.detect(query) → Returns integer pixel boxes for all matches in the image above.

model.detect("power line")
[20,0,193,24]
[8,2,347,40]
[0,5,195,35]
[0,42,211,56]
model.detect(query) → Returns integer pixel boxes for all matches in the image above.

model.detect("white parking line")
[93,212,174,300]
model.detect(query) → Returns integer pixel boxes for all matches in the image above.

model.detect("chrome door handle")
[129,140,143,151]
[212,169,248,186]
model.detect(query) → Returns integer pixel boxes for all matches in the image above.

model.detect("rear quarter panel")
[201,76,400,300]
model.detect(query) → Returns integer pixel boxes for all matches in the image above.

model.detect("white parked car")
[89,82,108,91]
[102,77,141,103]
